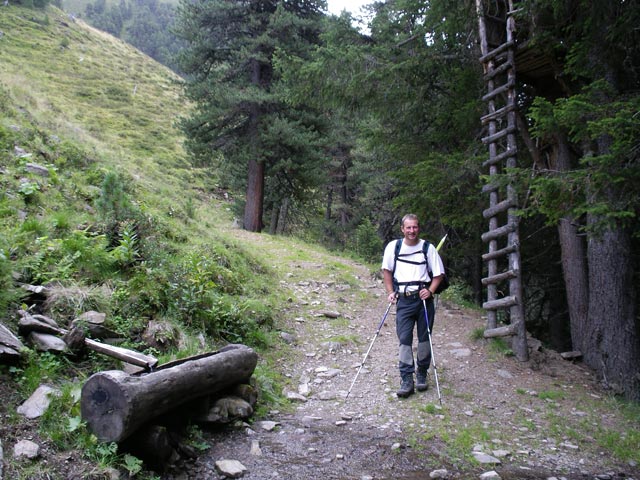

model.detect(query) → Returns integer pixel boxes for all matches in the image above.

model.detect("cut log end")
[80,370,132,442]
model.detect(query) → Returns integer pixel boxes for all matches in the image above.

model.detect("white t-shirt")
[381,239,445,294]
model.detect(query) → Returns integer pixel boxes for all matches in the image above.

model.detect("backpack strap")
[392,239,432,291]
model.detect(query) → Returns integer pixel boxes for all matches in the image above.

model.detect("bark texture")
[80,344,258,442]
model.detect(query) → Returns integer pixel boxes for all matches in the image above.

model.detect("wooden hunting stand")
[475,0,528,361]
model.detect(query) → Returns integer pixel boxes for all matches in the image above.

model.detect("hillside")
[0,4,639,480]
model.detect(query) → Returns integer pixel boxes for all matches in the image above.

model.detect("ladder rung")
[482,147,518,168]
[481,104,515,124]
[482,269,519,286]
[483,198,516,219]
[481,222,517,243]
[482,125,516,144]
[482,243,519,262]
[482,79,515,102]
[481,182,499,194]
[484,59,514,81]
[479,41,515,63]
[483,295,518,310]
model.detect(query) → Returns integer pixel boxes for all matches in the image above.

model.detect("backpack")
[392,239,450,294]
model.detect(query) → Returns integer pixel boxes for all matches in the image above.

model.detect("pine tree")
[175,0,327,232]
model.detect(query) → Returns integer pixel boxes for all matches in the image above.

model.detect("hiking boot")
[416,370,429,392]
[396,376,414,398]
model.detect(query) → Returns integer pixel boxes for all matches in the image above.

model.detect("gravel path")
[165,233,640,480]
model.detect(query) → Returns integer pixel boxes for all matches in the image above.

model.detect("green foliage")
[350,217,383,263]
[10,351,69,397]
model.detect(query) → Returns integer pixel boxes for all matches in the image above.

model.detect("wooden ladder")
[475,0,528,361]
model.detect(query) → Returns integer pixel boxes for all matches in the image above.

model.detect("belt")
[402,289,420,298]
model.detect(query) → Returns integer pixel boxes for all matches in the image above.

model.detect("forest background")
[1,0,639,444]
[58,0,640,399]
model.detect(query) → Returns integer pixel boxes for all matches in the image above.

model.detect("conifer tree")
[175,0,327,232]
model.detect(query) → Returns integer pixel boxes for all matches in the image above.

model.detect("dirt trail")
[167,233,640,480]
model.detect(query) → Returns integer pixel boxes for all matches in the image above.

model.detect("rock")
[198,396,253,424]
[27,331,67,352]
[479,471,501,479]
[25,163,49,176]
[317,390,336,401]
[75,310,106,325]
[0,322,24,363]
[254,421,279,431]
[280,332,297,344]
[17,384,61,419]
[141,320,179,351]
[496,369,513,379]
[318,310,341,318]
[472,452,501,464]
[429,468,449,478]
[250,440,262,456]
[450,348,472,357]
[214,459,247,478]
[13,439,40,460]
[285,390,308,402]
[317,367,341,378]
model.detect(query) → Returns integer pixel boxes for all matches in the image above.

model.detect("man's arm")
[382,269,397,303]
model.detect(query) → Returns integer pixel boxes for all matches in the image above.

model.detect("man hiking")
[381,214,445,398]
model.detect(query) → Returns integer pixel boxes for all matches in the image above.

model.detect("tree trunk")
[584,223,639,400]
[80,345,258,442]
[552,133,589,353]
[275,197,289,235]
[582,125,639,400]
[243,58,265,232]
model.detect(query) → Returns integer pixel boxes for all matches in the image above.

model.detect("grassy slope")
[0,4,236,255]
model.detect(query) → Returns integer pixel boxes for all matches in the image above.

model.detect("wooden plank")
[482,124,517,144]
[483,198,516,219]
[481,222,517,242]
[483,59,513,81]
[482,269,519,286]
[484,322,518,338]
[481,104,515,124]
[483,295,518,310]
[482,78,515,102]
[482,147,518,168]
[482,243,518,261]
[479,40,515,63]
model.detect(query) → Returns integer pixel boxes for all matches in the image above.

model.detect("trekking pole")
[422,299,442,405]
[345,300,394,400]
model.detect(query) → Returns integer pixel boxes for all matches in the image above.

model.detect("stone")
[214,459,247,478]
[198,396,253,424]
[280,332,297,344]
[250,440,262,456]
[317,368,341,378]
[479,471,501,479]
[254,421,279,431]
[25,163,48,176]
[17,384,61,419]
[429,468,449,478]
[450,348,472,357]
[75,311,106,324]
[472,452,501,464]
[317,390,336,401]
[13,439,40,460]
[285,390,307,402]
[27,332,67,352]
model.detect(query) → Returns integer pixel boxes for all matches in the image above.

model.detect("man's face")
[401,219,420,243]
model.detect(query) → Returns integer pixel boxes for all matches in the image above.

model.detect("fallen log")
[18,310,157,369]
[81,344,258,443]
